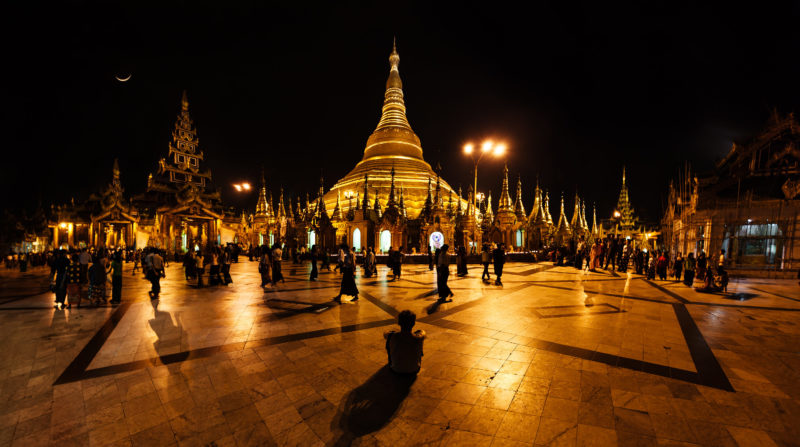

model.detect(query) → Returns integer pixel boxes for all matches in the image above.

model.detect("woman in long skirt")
[309,245,318,281]
[363,247,375,278]
[271,244,284,285]
[334,246,358,303]
[259,249,272,289]
[437,244,453,302]
[456,246,468,277]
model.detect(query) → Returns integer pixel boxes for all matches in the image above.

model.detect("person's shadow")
[148,300,189,364]
[330,365,416,446]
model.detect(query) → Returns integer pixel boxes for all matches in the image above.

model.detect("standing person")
[321,248,331,271]
[309,245,319,281]
[391,246,404,280]
[605,235,617,271]
[427,246,434,271]
[696,251,707,282]
[271,243,284,285]
[456,245,468,277]
[258,247,272,289]
[436,244,453,302]
[89,257,107,305]
[717,249,726,276]
[589,240,599,272]
[575,236,586,270]
[333,246,359,303]
[492,243,506,286]
[363,246,375,278]
[66,253,82,308]
[132,249,141,276]
[673,253,684,281]
[221,247,233,286]
[79,247,91,284]
[52,250,69,310]
[480,243,491,282]
[209,249,221,286]
[110,253,123,304]
[646,251,657,280]
[147,250,164,299]
[183,250,195,281]
[656,251,668,280]
[195,251,205,288]
[619,240,630,273]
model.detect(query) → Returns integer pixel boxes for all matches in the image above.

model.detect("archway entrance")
[353,228,362,252]
[380,230,391,253]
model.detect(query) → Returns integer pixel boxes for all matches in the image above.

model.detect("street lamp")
[463,139,507,207]
[233,182,252,192]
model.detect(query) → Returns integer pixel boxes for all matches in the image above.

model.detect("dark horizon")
[3,2,800,222]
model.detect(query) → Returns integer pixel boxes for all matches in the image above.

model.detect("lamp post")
[463,140,506,207]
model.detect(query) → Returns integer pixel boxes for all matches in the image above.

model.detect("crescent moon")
[115,74,131,82]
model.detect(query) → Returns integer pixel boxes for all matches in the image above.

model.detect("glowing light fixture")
[233,184,243,192]
[59,222,67,229]
[613,210,621,218]
[242,183,251,191]
[493,143,506,156]
[481,140,494,152]
[463,143,474,155]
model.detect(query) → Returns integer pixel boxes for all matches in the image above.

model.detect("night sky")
[3,2,800,222]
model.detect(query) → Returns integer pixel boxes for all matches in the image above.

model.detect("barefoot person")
[436,244,453,302]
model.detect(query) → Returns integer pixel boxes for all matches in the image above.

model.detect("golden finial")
[181,90,189,111]
[389,37,400,72]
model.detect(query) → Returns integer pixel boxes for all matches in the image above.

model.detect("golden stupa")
[323,41,462,217]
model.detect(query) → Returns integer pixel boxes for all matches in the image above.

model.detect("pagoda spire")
[570,192,581,229]
[485,190,494,222]
[317,176,326,215]
[434,174,442,208]
[423,177,433,209]
[361,174,370,211]
[268,191,275,217]
[112,158,121,188]
[498,164,513,212]
[580,200,588,231]
[398,186,407,218]
[514,174,525,220]
[592,204,599,235]
[615,165,637,230]
[255,168,269,218]
[456,186,463,217]
[465,186,475,219]
[332,191,342,220]
[447,189,454,216]
[543,190,553,224]
[556,193,571,233]
[373,188,382,217]
[278,187,286,218]
[363,39,423,161]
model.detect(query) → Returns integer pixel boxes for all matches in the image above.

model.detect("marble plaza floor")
[1,261,799,447]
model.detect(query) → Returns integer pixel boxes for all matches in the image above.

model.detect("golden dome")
[324,41,463,218]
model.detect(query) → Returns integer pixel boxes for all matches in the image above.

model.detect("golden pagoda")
[324,40,463,217]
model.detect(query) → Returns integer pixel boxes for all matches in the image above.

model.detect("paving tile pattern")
[0,261,799,446]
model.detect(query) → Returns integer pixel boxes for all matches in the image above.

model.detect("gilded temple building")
[662,112,800,276]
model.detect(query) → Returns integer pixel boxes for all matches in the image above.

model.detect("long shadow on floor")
[330,365,416,446]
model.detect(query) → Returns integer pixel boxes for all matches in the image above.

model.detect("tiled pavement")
[0,261,799,446]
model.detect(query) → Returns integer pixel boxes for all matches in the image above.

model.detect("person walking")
[52,250,69,310]
[696,251,707,282]
[258,247,272,289]
[428,246,434,271]
[334,246,358,303]
[209,249,222,286]
[221,247,233,286]
[673,253,684,281]
[456,245,468,277]
[110,252,123,304]
[334,245,344,273]
[194,251,205,288]
[390,246,404,280]
[132,249,141,276]
[683,252,695,286]
[436,244,453,302]
[309,245,319,281]
[604,235,617,271]
[271,243,284,285]
[480,243,491,282]
[147,250,164,299]
[492,243,506,286]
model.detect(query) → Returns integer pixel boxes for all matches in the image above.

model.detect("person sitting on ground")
[383,310,426,374]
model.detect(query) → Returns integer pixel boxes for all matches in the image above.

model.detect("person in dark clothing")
[436,244,453,302]
[334,246,358,303]
[427,247,434,271]
[492,243,506,286]
[390,246,404,280]
[110,253,123,304]
[53,250,69,309]
[221,247,233,285]
[456,246,468,277]
[604,236,617,271]
[673,253,684,281]
[683,253,696,286]
[309,245,319,281]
